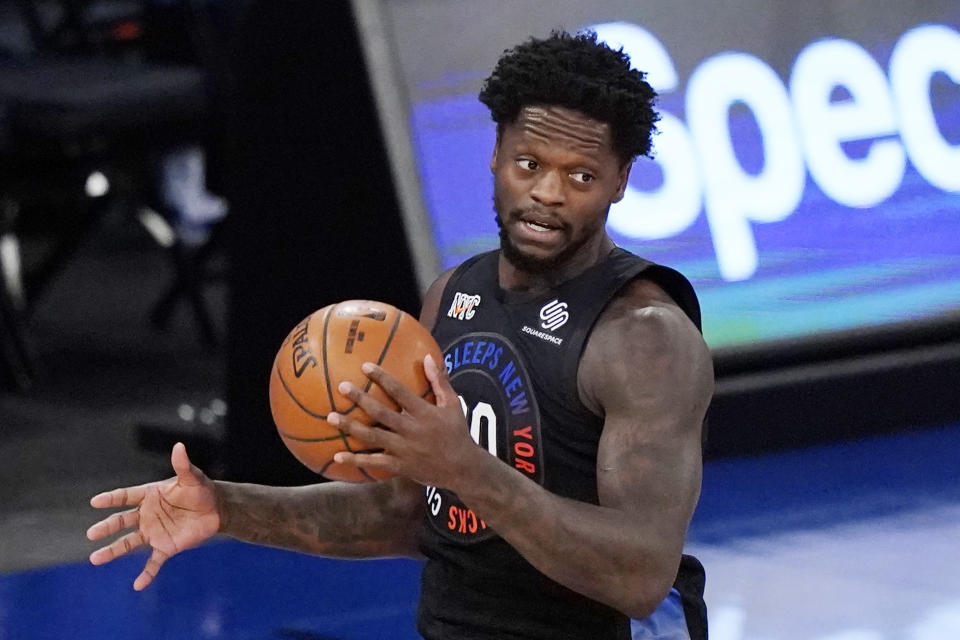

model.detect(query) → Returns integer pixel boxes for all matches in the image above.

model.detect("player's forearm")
[214,478,424,559]
[452,455,677,618]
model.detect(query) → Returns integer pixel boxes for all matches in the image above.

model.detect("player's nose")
[529,170,565,207]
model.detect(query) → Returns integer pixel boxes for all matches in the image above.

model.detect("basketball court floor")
[2,422,958,640]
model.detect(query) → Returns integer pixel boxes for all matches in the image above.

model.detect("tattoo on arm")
[216,479,424,558]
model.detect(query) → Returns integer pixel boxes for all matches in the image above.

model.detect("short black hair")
[479,30,659,163]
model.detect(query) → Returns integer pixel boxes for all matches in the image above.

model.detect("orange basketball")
[269,299,444,482]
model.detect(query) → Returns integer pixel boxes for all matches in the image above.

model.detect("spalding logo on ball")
[269,300,443,482]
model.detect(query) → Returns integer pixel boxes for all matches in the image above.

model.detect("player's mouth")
[509,213,569,253]
[514,212,566,240]
[521,219,560,233]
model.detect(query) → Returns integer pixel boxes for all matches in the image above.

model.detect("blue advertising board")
[371,2,960,349]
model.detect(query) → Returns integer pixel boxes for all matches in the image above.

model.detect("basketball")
[268,299,444,482]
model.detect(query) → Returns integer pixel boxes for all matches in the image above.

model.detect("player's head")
[480,31,658,275]
[479,30,658,166]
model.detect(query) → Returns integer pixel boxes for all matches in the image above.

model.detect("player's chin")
[502,226,559,255]
[502,239,565,272]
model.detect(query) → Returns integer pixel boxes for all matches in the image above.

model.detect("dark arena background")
[1,1,959,639]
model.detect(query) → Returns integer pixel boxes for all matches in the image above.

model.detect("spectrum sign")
[389,9,960,348]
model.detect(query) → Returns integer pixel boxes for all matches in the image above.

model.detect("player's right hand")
[86,442,220,590]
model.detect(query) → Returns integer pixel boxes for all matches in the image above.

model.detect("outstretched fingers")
[89,484,150,510]
[133,548,169,591]
[89,529,146,566]
[86,507,140,542]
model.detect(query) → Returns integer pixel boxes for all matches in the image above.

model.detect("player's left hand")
[328,354,482,489]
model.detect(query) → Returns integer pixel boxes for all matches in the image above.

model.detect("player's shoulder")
[418,266,459,329]
[584,277,710,385]
[594,276,700,349]
[425,265,459,300]
[579,276,713,414]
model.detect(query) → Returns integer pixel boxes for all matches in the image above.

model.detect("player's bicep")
[596,411,703,534]
[589,304,712,532]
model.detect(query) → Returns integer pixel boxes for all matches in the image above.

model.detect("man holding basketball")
[88,31,713,640]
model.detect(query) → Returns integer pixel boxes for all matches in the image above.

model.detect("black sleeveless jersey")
[417,248,707,640]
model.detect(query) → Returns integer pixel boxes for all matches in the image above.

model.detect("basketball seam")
[276,362,329,420]
[321,304,337,418]
[347,307,403,412]
[321,304,355,460]
[355,309,402,483]
[354,311,401,482]
[374,309,404,371]
[324,304,402,418]
[277,430,342,442]
[318,458,335,476]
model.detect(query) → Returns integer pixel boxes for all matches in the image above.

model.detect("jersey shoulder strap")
[438,251,497,306]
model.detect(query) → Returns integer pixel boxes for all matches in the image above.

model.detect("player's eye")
[516,159,539,171]
[570,172,595,184]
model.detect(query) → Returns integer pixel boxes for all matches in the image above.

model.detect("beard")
[493,194,595,275]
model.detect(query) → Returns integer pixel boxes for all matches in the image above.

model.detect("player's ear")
[490,124,504,173]
[489,135,500,174]
[612,161,632,203]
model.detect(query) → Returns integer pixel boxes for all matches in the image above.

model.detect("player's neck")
[498,235,615,294]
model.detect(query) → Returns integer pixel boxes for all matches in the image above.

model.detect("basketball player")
[88,31,713,639]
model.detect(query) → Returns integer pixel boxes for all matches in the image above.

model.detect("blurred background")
[0,1,958,639]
